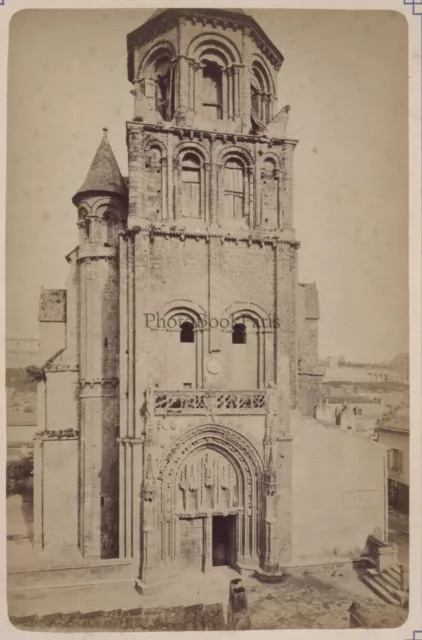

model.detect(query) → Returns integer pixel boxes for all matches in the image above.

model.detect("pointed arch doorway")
[146,424,264,577]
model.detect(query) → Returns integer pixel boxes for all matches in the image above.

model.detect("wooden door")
[178,517,204,570]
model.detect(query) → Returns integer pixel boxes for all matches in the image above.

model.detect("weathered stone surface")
[31,5,388,597]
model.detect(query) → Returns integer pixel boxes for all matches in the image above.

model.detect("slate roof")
[72,129,128,205]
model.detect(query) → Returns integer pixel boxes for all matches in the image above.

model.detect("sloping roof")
[72,129,128,205]
[377,414,409,433]
[299,282,320,320]
[39,288,66,322]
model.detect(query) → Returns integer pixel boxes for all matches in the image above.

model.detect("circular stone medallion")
[206,357,222,375]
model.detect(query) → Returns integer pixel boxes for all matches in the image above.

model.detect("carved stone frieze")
[154,389,266,415]
[78,377,119,389]
[158,423,263,482]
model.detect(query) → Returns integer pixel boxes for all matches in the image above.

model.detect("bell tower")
[121,8,299,581]
[73,129,128,558]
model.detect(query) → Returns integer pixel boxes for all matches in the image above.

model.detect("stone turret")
[73,129,127,558]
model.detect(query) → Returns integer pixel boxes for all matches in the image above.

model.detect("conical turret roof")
[72,128,128,205]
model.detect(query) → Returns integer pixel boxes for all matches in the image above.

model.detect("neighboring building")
[6,338,40,369]
[375,406,409,514]
[322,358,407,385]
[31,8,387,583]
[6,364,38,458]
[320,356,409,435]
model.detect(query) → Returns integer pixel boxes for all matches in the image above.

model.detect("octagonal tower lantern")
[127,8,284,134]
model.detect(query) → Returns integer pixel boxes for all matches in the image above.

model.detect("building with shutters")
[375,406,409,514]
[31,8,389,585]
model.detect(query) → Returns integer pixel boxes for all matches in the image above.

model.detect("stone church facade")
[33,9,387,584]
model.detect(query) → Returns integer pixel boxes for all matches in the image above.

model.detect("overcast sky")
[6,9,408,362]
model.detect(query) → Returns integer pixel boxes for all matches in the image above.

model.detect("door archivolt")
[158,424,263,515]
[156,424,264,564]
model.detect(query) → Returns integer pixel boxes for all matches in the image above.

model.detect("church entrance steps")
[361,567,405,607]
[368,567,401,591]
[279,556,360,577]
[9,568,388,626]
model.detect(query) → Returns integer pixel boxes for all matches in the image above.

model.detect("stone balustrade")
[153,389,267,415]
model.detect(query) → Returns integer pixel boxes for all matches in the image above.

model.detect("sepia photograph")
[4,3,414,632]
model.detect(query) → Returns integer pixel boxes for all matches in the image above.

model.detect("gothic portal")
[34,9,386,583]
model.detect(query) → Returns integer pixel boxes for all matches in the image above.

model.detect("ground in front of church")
[7,492,408,630]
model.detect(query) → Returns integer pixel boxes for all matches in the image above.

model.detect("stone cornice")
[77,247,117,262]
[125,223,300,249]
[127,9,283,83]
[127,121,297,147]
[298,367,325,377]
[119,228,141,241]
[45,363,78,373]
[78,377,119,389]
[117,435,146,444]
[34,428,79,441]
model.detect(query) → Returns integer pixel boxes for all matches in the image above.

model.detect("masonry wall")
[45,371,78,432]
[35,438,79,552]
[132,232,298,395]
[39,323,66,363]
[290,415,386,562]
[297,373,322,417]
[78,253,120,559]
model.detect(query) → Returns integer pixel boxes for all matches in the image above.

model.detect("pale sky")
[6,9,408,362]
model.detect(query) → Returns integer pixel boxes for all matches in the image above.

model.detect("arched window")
[232,323,247,345]
[181,154,201,218]
[250,79,261,120]
[202,60,222,120]
[180,321,195,343]
[250,61,272,128]
[154,55,174,121]
[224,159,244,221]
